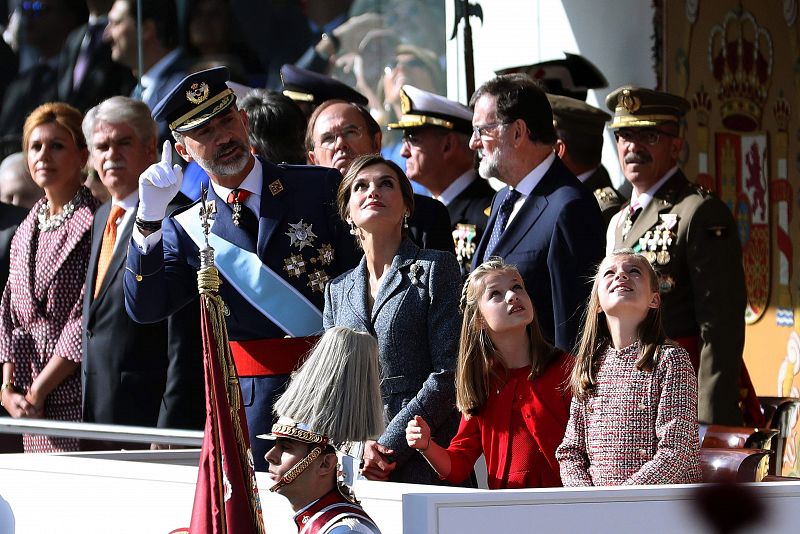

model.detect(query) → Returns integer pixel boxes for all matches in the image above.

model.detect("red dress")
[0,188,99,452]
[444,352,573,489]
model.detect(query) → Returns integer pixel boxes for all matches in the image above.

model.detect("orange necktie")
[94,204,126,298]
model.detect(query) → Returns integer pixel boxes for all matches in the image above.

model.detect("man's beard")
[478,144,505,180]
[190,141,250,178]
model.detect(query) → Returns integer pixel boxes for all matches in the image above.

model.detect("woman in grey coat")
[323,154,462,485]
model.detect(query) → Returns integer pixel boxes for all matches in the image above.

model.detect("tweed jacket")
[323,239,462,484]
[608,170,745,425]
[556,342,702,486]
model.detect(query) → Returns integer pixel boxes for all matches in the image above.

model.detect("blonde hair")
[23,102,86,153]
[274,327,385,443]
[570,250,669,400]
[455,258,559,417]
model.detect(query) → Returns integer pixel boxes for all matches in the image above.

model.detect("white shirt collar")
[115,189,139,213]
[436,169,477,206]
[512,151,556,197]
[630,166,678,210]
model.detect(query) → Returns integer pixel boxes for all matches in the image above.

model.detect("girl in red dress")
[405,258,572,489]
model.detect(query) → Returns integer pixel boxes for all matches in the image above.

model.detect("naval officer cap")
[496,53,607,101]
[387,85,473,135]
[152,66,236,132]
[548,94,610,137]
[605,86,690,130]
[280,64,368,107]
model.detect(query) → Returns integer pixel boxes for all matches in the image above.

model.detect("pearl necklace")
[37,187,89,232]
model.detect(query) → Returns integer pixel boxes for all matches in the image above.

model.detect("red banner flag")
[176,264,265,534]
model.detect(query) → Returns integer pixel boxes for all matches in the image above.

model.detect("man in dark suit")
[548,93,624,229]
[104,0,189,142]
[390,85,494,273]
[81,96,203,447]
[605,86,748,425]
[470,74,605,352]
[56,0,135,114]
[306,99,454,253]
[123,67,359,470]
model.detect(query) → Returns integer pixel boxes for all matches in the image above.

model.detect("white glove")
[137,140,184,222]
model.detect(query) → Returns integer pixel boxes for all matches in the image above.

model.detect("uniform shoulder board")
[687,181,712,197]
[593,186,621,206]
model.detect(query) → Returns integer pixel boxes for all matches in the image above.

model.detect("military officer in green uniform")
[605,86,750,426]
[548,93,623,228]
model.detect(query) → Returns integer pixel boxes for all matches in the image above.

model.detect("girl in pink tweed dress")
[556,250,701,486]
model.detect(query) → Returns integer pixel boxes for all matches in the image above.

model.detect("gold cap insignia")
[269,180,284,196]
[186,82,210,104]
[619,89,640,113]
[399,90,412,114]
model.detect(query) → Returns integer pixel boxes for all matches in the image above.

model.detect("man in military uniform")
[123,67,359,470]
[606,86,747,426]
[548,93,623,228]
[389,85,494,274]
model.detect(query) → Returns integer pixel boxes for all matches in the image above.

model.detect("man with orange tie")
[80,96,203,448]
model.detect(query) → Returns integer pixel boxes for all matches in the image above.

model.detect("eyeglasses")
[402,128,444,148]
[316,125,363,150]
[471,122,507,139]
[614,128,677,146]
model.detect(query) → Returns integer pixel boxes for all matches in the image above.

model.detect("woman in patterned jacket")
[0,103,100,452]
[556,250,701,485]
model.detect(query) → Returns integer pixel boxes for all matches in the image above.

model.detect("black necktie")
[483,188,522,262]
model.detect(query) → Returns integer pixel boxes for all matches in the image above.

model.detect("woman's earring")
[403,213,409,229]
[349,221,357,235]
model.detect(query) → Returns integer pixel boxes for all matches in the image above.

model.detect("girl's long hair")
[570,250,668,400]
[455,258,559,417]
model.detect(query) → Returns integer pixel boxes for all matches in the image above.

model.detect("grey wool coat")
[323,238,462,485]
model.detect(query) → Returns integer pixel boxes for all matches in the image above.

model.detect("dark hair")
[337,154,414,239]
[556,126,603,168]
[469,74,557,145]
[123,0,179,49]
[305,100,380,152]
[239,89,307,165]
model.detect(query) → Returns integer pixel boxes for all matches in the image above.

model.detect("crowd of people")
[0,0,757,530]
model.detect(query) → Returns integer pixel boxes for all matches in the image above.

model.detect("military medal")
[228,189,250,227]
[283,254,307,277]
[453,223,477,269]
[310,243,334,266]
[286,220,316,250]
[307,269,329,293]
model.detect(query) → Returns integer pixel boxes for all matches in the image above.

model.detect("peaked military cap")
[496,53,607,101]
[605,86,690,130]
[152,66,236,132]
[280,64,368,107]
[548,94,610,137]
[387,85,473,135]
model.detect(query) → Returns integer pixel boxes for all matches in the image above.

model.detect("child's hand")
[406,415,431,450]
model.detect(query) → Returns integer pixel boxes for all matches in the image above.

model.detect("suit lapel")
[85,201,108,303]
[345,259,372,330]
[474,192,503,263]
[492,192,547,257]
[40,206,93,293]
[371,240,418,322]
[256,161,290,259]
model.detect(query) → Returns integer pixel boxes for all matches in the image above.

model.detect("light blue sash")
[175,205,323,337]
